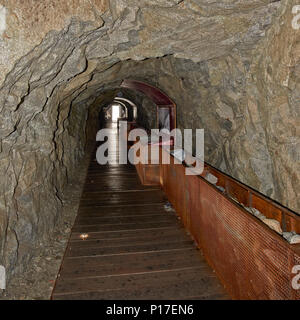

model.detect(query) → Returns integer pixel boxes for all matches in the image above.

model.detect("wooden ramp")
[51,124,228,300]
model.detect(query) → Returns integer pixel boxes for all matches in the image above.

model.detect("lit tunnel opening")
[111,104,121,122]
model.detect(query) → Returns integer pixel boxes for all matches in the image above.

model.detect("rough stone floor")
[51,123,228,300]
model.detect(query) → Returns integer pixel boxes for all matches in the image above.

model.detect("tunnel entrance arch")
[97,80,177,138]
[114,97,138,121]
[120,80,176,131]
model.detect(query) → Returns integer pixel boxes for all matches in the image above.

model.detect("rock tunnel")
[0,0,299,300]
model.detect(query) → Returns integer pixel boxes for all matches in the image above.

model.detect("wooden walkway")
[51,123,228,300]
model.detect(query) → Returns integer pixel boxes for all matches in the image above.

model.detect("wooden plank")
[74,213,177,226]
[70,226,188,242]
[71,220,181,233]
[83,186,160,192]
[53,274,225,300]
[70,226,185,241]
[65,240,194,258]
[53,267,218,296]
[58,248,206,279]
[69,232,191,248]
[77,204,168,216]
[79,190,166,207]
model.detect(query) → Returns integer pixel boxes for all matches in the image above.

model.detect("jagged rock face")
[0,0,299,279]
[0,0,108,85]
[0,0,282,86]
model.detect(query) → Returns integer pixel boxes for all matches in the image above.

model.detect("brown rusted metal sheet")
[134,143,161,186]
[185,174,200,243]
[160,149,177,206]
[159,146,300,300]
[143,164,160,185]
[175,163,187,227]
[197,178,300,299]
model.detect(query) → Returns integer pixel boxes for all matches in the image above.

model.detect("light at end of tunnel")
[80,233,89,240]
[112,104,121,121]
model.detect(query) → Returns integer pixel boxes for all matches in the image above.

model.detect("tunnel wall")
[0,0,298,282]
[0,81,99,279]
